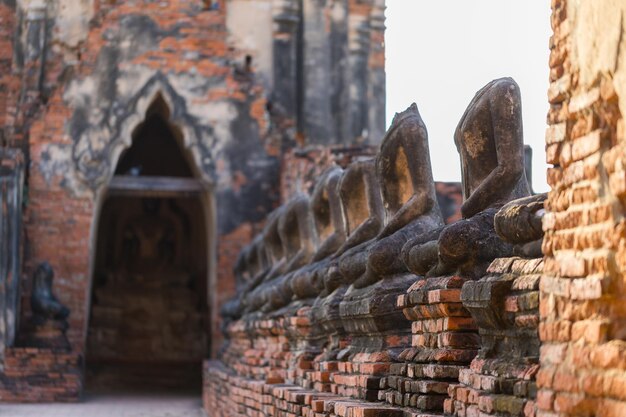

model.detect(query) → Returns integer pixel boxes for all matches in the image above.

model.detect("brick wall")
[18,1,273,355]
[0,0,15,146]
[538,0,626,416]
[0,347,82,402]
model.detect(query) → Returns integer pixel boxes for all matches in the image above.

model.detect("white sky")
[385,0,552,192]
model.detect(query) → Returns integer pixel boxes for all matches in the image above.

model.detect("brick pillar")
[539,0,626,416]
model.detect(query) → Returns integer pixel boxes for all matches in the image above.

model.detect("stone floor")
[0,392,206,417]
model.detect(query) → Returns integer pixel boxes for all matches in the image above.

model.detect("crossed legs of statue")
[353,216,445,289]
[402,209,514,279]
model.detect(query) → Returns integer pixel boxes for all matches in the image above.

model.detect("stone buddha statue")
[236,236,270,316]
[262,195,318,312]
[310,166,347,262]
[242,207,285,314]
[119,198,181,275]
[233,246,251,292]
[278,195,318,273]
[228,234,269,318]
[21,262,71,350]
[261,207,288,280]
[310,161,383,356]
[290,166,347,300]
[403,78,531,278]
[247,235,269,285]
[324,159,384,294]
[351,103,444,289]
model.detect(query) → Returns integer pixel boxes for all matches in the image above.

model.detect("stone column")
[329,0,351,143]
[272,0,302,121]
[22,0,47,100]
[347,11,371,142]
[302,0,333,144]
[367,0,385,144]
[0,149,24,369]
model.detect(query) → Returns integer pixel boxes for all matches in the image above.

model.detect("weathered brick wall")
[448,257,542,417]
[538,0,626,416]
[0,347,81,402]
[0,0,15,146]
[17,0,276,356]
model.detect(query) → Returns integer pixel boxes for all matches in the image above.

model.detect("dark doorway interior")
[86,100,209,393]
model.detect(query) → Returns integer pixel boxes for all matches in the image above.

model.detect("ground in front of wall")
[0,392,205,417]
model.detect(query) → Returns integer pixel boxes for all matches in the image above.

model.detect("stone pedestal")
[393,275,479,414]
[329,274,415,401]
[446,257,541,417]
[19,318,70,351]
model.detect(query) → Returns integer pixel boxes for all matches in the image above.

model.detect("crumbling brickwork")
[538,1,626,416]
[0,347,81,402]
[0,0,15,144]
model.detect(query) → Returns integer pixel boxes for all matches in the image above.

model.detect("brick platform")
[447,257,542,417]
[206,262,541,417]
[394,275,479,414]
[0,348,82,402]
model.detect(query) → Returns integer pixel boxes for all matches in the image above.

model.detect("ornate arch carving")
[70,73,217,192]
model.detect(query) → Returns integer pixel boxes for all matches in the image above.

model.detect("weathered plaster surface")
[226,0,274,87]
[568,0,626,114]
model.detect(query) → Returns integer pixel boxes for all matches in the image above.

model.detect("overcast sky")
[385,1,552,192]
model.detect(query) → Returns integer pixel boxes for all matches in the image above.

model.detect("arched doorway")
[86,96,211,393]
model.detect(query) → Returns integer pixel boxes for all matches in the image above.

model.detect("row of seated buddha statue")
[215,77,546,416]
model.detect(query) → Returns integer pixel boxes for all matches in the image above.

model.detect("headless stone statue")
[310,162,383,357]
[246,235,269,287]
[233,246,251,291]
[352,104,444,289]
[238,236,270,315]
[262,195,318,313]
[22,262,70,349]
[403,78,531,278]
[278,195,317,273]
[253,195,316,312]
[325,159,384,294]
[224,244,254,321]
[310,166,347,262]
[261,207,288,280]
[291,167,347,300]
[243,208,286,314]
